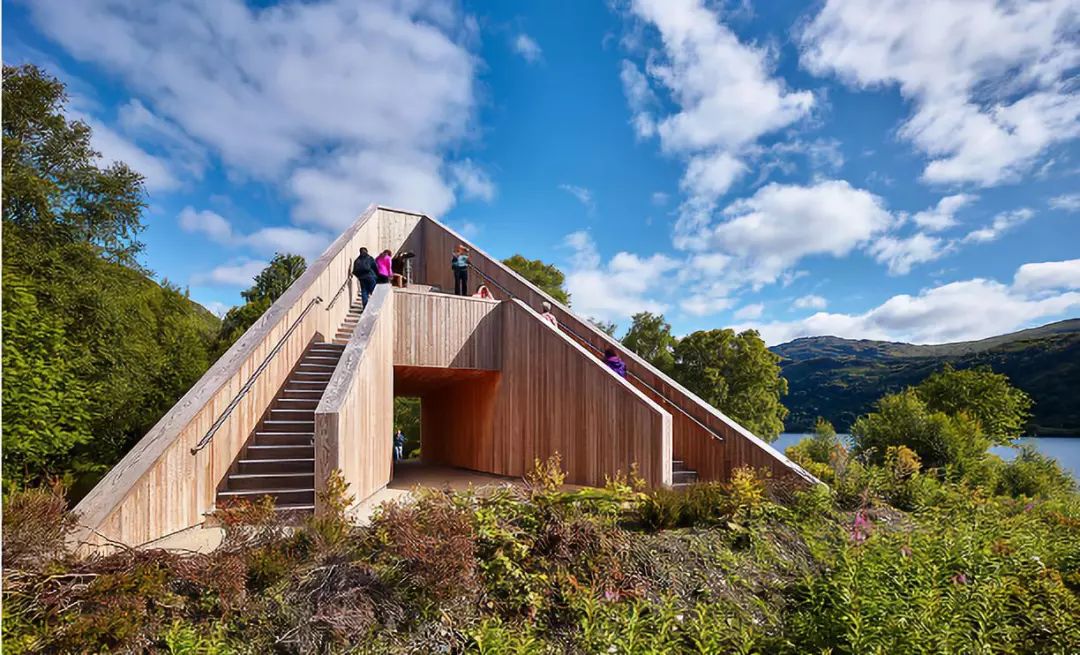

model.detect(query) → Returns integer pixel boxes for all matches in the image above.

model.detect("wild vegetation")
[6,366,1078,653]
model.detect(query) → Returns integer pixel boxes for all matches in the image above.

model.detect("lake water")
[772,433,1080,479]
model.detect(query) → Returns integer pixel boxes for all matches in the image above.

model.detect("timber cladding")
[408,211,815,486]
[71,206,420,550]
[315,285,395,514]
[392,288,502,370]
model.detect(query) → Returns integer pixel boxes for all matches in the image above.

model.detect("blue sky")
[5,0,1079,344]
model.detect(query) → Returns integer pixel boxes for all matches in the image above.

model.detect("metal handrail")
[191,295,324,454]
[326,276,351,310]
[468,263,724,441]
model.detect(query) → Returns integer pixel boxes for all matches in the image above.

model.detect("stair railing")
[191,295,324,454]
[467,263,723,442]
[325,275,352,311]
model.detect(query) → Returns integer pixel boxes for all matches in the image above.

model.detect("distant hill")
[772,319,1080,435]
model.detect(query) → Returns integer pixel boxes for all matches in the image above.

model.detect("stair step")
[302,356,341,364]
[254,432,313,446]
[286,380,329,389]
[238,458,315,474]
[672,470,698,484]
[218,488,315,505]
[269,408,315,421]
[261,420,315,432]
[275,398,319,408]
[673,459,688,472]
[247,444,314,458]
[227,472,314,490]
[298,362,337,370]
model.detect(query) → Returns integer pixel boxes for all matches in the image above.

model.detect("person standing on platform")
[603,348,628,378]
[451,244,470,296]
[539,301,558,327]
[352,247,378,308]
[375,249,393,284]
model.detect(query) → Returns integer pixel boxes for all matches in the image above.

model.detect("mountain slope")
[773,319,1080,435]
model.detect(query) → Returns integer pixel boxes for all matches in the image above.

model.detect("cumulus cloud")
[178,207,331,259]
[793,294,827,310]
[449,159,496,202]
[911,193,977,232]
[697,180,893,285]
[1013,259,1080,293]
[562,231,678,322]
[735,261,1080,345]
[801,0,1080,187]
[80,115,180,192]
[1049,193,1080,211]
[513,33,543,63]
[962,208,1035,244]
[622,0,814,203]
[870,233,950,276]
[24,0,478,228]
[733,303,764,320]
[191,259,268,287]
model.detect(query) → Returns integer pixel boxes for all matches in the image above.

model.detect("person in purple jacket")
[603,348,627,378]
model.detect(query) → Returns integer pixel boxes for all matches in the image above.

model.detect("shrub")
[997,445,1075,499]
[2,480,77,570]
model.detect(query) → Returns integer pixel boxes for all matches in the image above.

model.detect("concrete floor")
[351,459,522,523]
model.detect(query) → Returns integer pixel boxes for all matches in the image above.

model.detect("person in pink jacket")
[375,249,393,284]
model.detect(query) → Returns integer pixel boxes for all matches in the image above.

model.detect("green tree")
[216,253,307,352]
[914,365,1032,444]
[3,64,144,263]
[850,389,988,471]
[589,317,618,337]
[672,328,789,441]
[2,64,218,495]
[622,311,677,375]
[394,397,422,457]
[502,254,570,305]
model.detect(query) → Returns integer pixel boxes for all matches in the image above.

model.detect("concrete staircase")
[671,458,699,489]
[216,298,365,515]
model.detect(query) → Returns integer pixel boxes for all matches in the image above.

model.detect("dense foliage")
[1,65,219,497]
[773,322,1079,434]
[215,253,307,355]
[502,254,570,305]
[621,311,677,375]
[672,328,789,441]
[5,448,1078,653]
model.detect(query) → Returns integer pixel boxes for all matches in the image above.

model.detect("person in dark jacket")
[603,348,627,378]
[352,247,378,308]
[451,244,469,296]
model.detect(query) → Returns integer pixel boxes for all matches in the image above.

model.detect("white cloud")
[962,208,1034,244]
[681,294,734,317]
[622,0,814,205]
[198,300,231,318]
[793,294,827,310]
[870,232,949,276]
[178,206,331,259]
[191,259,267,287]
[911,193,977,232]
[513,33,543,63]
[25,0,478,229]
[734,303,764,320]
[1013,259,1080,293]
[81,115,180,192]
[562,231,678,321]
[559,184,596,211]
[449,159,495,202]
[737,262,1080,345]
[801,0,1080,187]
[651,191,669,206]
[695,180,894,285]
[1049,193,1080,211]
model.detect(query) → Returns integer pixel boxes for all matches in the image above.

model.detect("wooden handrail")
[467,263,724,442]
[191,295,323,454]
